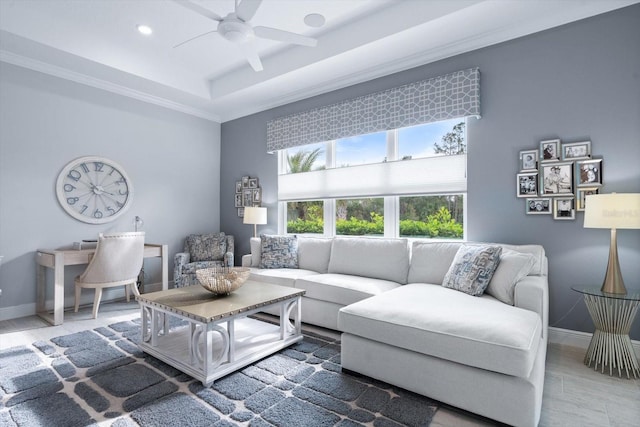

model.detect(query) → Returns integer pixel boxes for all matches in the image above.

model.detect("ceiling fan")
[173,0,319,72]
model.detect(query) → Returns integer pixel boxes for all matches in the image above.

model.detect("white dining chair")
[74,232,145,318]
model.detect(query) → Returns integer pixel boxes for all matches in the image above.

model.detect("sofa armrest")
[514,275,549,340]
[174,252,190,288]
[242,254,252,267]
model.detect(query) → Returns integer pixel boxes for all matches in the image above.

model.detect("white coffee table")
[136,280,305,386]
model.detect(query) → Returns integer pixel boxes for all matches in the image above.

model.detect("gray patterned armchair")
[174,232,234,288]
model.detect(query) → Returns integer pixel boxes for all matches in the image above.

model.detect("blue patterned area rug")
[0,319,438,427]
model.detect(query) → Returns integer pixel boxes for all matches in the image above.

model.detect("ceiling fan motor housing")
[218,15,254,43]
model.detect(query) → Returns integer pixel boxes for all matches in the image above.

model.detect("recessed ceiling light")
[304,13,325,28]
[137,25,153,36]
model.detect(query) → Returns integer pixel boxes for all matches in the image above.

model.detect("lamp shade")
[243,207,267,225]
[583,193,640,229]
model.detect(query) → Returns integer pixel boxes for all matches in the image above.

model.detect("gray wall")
[0,63,221,317]
[221,5,640,339]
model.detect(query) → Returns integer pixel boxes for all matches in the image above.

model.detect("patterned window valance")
[267,67,480,152]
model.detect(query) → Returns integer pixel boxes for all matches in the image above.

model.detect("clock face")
[56,156,134,224]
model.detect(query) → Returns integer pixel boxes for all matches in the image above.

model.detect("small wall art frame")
[553,197,575,220]
[526,198,551,215]
[576,158,603,187]
[519,149,538,171]
[561,141,591,161]
[540,139,560,162]
[517,172,538,198]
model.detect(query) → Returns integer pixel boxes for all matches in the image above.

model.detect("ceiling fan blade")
[236,0,262,22]
[173,29,218,48]
[237,43,263,72]
[254,26,317,47]
[172,0,223,22]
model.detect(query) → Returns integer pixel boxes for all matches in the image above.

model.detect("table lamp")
[583,193,640,294]
[243,207,267,238]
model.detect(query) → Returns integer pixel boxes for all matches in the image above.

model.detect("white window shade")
[278,155,466,201]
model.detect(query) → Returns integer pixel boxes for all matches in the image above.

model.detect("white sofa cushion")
[486,250,536,305]
[298,237,333,273]
[296,273,401,306]
[328,237,410,284]
[407,242,461,285]
[442,245,502,296]
[338,283,542,378]
[408,241,547,285]
[250,237,261,267]
[248,268,319,287]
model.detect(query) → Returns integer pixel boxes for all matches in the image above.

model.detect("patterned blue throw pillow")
[260,235,299,269]
[442,245,502,296]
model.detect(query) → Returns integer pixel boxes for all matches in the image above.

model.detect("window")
[398,119,466,159]
[399,195,464,238]
[336,198,384,236]
[286,200,324,234]
[335,131,386,167]
[285,142,326,173]
[278,119,467,239]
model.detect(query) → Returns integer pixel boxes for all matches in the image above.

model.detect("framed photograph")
[526,198,551,215]
[237,207,244,218]
[553,197,575,220]
[541,161,573,196]
[241,176,250,188]
[576,158,602,187]
[234,193,242,208]
[561,141,591,161]
[242,189,253,207]
[576,187,599,211]
[540,139,560,162]
[248,178,259,189]
[516,172,539,198]
[519,149,538,171]
[252,188,262,204]
[235,181,242,193]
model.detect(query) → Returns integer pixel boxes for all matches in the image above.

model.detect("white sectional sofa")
[242,236,548,427]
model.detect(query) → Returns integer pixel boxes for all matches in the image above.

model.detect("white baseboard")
[0,281,167,322]
[549,326,640,354]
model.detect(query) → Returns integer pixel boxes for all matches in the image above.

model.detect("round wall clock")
[56,156,134,224]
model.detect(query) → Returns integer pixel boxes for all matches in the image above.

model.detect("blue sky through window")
[285,118,464,172]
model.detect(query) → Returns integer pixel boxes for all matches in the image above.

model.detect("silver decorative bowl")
[196,267,250,295]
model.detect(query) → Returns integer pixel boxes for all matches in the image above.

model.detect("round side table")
[571,286,640,379]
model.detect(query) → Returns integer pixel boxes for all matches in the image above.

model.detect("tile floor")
[1,302,639,427]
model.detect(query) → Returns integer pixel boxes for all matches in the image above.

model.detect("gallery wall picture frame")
[519,149,538,171]
[541,161,574,196]
[540,139,560,162]
[238,207,244,218]
[248,178,259,189]
[526,198,551,215]
[252,188,262,204]
[517,172,539,198]
[242,189,253,207]
[576,158,603,187]
[241,176,250,188]
[561,141,591,161]
[576,187,599,211]
[234,193,242,208]
[235,181,242,193]
[553,197,575,220]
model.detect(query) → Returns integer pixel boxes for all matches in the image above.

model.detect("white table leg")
[583,295,640,379]
[53,252,65,326]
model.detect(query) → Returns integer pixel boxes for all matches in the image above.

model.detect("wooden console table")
[36,243,168,325]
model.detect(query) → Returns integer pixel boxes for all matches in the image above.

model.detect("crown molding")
[0,50,220,123]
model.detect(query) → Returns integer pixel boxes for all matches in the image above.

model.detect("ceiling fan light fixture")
[136,24,153,36]
[218,19,254,43]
